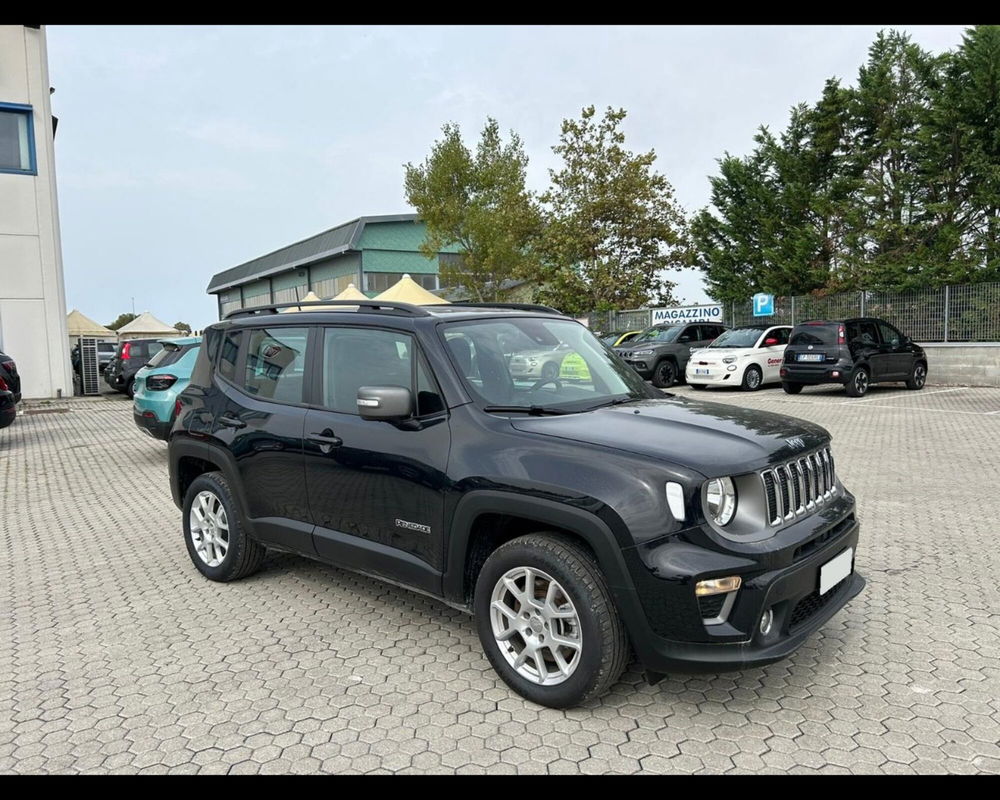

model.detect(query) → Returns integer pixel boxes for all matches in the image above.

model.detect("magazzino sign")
[650,304,724,325]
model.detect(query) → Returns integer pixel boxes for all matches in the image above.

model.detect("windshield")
[441,318,653,411]
[632,326,682,344]
[709,327,767,348]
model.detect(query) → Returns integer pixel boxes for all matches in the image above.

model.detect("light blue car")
[132,337,201,441]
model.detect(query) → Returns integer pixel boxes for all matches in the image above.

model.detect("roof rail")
[449,302,565,315]
[224,299,432,320]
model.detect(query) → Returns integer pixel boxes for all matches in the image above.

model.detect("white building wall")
[0,25,72,399]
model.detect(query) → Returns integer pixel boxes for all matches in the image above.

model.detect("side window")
[218,330,242,382]
[877,322,901,347]
[706,325,724,340]
[243,327,309,403]
[858,321,880,346]
[678,326,696,343]
[767,328,790,346]
[322,328,413,415]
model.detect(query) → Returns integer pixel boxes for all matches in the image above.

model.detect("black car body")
[0,352,21,429]
[616,322,728,388]
[781,318,927,398]
[167,301,864,707]
[104,338,166,397]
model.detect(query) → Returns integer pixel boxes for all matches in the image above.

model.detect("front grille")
[761,446,837,526]
[698,594,727,619]
[789,577,848,631]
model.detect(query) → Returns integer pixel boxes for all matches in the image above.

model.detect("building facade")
[0,25,72,399]
[207,214,461,318]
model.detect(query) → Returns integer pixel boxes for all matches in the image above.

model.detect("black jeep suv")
[781,318,927,398]
[168,300,864,707]
[616,322,728,388]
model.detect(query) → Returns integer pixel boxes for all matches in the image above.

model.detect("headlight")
[632,349,653,356]
[722,357,737,364]
[705,477,737,526]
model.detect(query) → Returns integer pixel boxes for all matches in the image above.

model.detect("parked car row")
[600,316,927,398]
[104,338,166,398]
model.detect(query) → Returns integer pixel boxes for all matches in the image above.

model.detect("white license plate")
[695,369,710,375]
[819,547,853,595]
[797,353,824,362]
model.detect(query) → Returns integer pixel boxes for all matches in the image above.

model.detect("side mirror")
[357,385,413,421]
[764,337,779,346]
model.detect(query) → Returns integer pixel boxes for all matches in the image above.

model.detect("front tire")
[474,533,629,708]
[782,382,803,394]
[741,365,763,391]
[906,362,927,390]
[182,472,265,582]
[651,359,677,388]
[845,366,871,398]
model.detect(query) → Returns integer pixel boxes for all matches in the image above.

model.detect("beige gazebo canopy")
[374,274,450,305]
[116,311,181,340]
[66,309,115,338]
[279,290,345,313]
[332,283,368,301]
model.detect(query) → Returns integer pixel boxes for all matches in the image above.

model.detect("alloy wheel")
[855,370,869,395]
[746,368,761,389]
[914,364,926,388]
[489,566,583,686]
[189,490,230,567]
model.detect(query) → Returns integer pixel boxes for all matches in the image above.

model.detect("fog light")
[695,576,742,596]
[831,371,840,378]
[780,367,787,377]
[726,364,737,372]
[760,608,774,636]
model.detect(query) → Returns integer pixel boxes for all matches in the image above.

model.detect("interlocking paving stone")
[1,385,998,773]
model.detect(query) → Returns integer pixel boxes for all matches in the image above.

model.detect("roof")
[66,309,115,338]
[116,311,180,338]
[206,214,419,294]
[156,336,202,346]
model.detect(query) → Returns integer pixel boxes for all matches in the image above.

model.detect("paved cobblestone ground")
[1,383,998,774]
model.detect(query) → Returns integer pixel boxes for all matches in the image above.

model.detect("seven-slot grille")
[760,447,836,526]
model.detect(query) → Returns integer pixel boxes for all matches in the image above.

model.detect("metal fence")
[588,282,1000,343]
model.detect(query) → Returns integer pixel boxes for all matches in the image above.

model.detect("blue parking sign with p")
[753,293,775,317]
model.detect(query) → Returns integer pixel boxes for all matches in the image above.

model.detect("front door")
[877,321,909,379]
[759,326,790,383]
[303,325,451,594]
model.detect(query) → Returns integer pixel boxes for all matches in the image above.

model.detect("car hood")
[509,396,830,477]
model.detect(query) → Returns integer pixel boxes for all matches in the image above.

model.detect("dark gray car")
[615,322,728,387]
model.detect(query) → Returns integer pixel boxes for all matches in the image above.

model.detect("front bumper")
[623,359,653,378]
[685,364,741,385]
[622,500,864,674]
[133,408,172,440]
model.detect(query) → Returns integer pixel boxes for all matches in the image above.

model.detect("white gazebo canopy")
[279,290,346,313]
[116,311,181,340]
[332,282,368,301]
[66,309,115,338]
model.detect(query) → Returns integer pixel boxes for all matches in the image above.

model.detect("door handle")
[309,429,343,450]
[218,415,246,429]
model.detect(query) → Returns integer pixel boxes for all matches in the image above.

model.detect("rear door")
[847,319,891,381]
[209,324,315,554]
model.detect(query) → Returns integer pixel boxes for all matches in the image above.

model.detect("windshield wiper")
[584,396,640,411]
[483,405,572,416]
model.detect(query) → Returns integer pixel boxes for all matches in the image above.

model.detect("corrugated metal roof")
[206,214,419,294]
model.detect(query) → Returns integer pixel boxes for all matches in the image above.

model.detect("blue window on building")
[0,103,36,175]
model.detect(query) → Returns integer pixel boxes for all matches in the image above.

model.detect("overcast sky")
[47,24,969,330]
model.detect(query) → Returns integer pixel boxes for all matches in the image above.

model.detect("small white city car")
[685,325,793,391]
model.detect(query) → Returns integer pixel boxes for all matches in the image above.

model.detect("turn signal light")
[0,377,7,391]
[695,576,742,597]
[121,342,132,361]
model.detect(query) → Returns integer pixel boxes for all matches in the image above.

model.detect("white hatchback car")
[685,325,793,391]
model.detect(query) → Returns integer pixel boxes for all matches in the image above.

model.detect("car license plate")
[797,353,824,362]
[819,547,853,595]
[695,369,710,375]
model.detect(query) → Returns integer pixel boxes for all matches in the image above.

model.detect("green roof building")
[206,214,461,318]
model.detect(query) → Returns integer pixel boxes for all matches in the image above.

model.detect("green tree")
[107,313,137,331]
[404,118,542,302]
[535,106,689,316]
[173,321,192,333]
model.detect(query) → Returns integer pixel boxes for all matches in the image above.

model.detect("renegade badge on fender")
[168,300,865,708]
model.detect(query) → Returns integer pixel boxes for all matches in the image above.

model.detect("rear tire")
[474,533,629,708]
[782,382,803,394]
[741,365,763,392]
[182,471,265,582]
[125,378,136,399]
[845,366,871,398]
[651,359,677,388]
[906,362,927,390]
